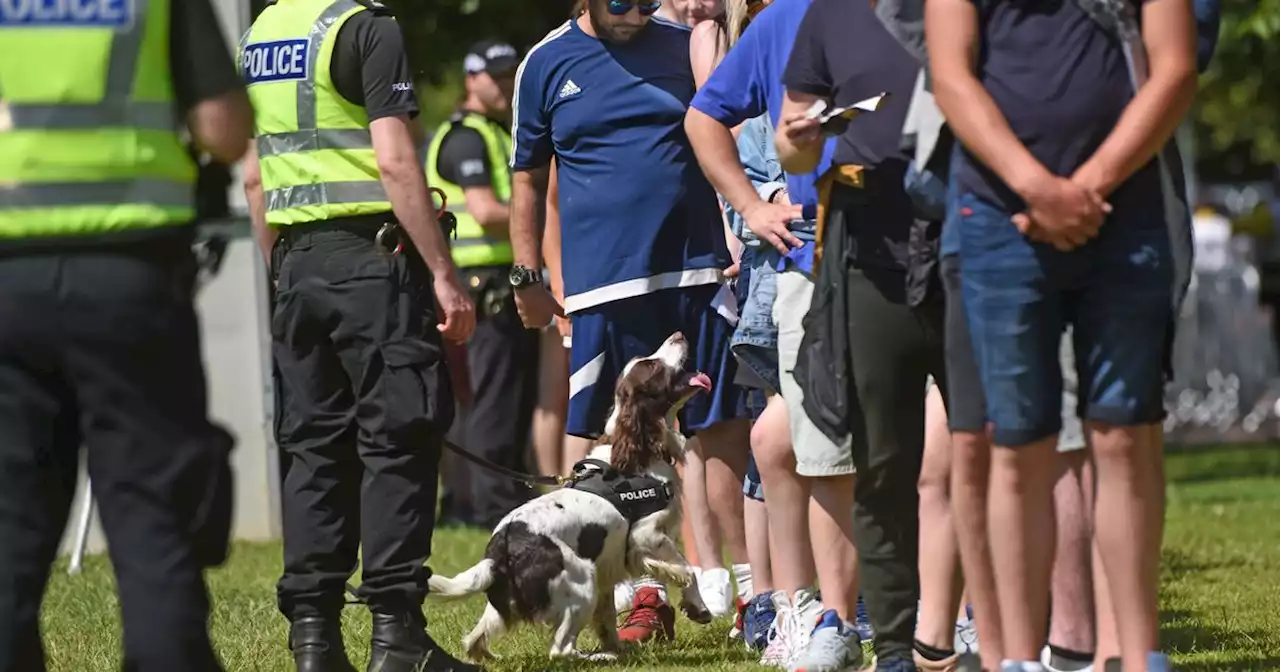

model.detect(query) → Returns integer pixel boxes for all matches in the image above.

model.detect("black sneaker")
[367,610,480,672]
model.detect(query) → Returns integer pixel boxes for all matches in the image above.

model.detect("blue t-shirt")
[950,0,1162,218]
[511,17,729,313]
[690,0,834,221]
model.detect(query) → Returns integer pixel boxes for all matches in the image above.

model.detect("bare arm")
[240,140,275,265]
[371,114,456,278]
[462,185,511,237]
[689,109,770,216]
[1074,0,1198,195]
[187,90,254,165]
[926,0,1055,197]
[511,166,550,271]
[774,90,824,175]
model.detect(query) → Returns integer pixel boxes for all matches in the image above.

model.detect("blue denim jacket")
[726,115,787,392]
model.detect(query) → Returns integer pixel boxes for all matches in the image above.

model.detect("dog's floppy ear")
[609,379,668,474]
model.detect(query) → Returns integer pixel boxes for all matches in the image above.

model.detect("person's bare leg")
[916,385,964,652]
[1088,423,1162,672]
[1047,449,1096,666]
[532,329,568,476]
[952,430,1004,671]
[563,434,594,476]
[682,438,719,569]
[745,496,772,595]
[697,420,752,566]
[1082,454,1118,669]
[809,474,860,621]
[676,460,701,567]
[1088,425,1166,670]
[988,436,1059,662]
[753,396,815,595]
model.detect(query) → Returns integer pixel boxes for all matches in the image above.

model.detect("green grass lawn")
[40,446,1280,671]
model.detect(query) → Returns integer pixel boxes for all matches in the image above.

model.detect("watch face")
[510,266,534,286]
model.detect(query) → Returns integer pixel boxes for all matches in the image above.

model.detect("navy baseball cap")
[464,41,520,76]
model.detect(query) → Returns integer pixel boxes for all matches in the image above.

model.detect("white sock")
[731,563,753,600]
[632,575,668,603]
[1001,661,1048,672]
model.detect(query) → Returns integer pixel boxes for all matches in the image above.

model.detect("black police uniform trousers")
[440,265,539,528]
[0,232,234,672]
[270,219,452,620]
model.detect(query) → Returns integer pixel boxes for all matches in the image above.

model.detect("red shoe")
[617,586,676,644]
[728,597,747,640]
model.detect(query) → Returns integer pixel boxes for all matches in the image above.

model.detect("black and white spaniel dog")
[427,332,714,661]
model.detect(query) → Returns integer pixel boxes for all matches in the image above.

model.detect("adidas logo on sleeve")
[558,79,582,99]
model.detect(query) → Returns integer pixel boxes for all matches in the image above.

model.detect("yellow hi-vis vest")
[425,112,513,268]
[0,0,196,239]
[241,0,392,226]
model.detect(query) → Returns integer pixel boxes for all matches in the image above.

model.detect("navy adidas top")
[510,17,729,313]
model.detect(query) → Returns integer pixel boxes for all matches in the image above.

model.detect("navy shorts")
[566,283,745,439]
[741,387,767,501]
[955,192,1173,446]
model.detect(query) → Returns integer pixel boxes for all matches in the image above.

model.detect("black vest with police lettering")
[564,459,672,524]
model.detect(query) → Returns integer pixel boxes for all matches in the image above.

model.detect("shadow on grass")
[1165,444,1280,485]
[1160,549,1277,671]
[490,646,750,672]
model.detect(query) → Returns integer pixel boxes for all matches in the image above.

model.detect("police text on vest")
[0,0,134,28]
[242,39,310,85]
[619,488,657,502]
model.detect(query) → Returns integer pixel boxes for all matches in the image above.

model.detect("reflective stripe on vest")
[0,0,196,238]
[424,112,513,267]
[244,0,390,225]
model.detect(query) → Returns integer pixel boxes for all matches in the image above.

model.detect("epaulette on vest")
[564,459,672,524]
[360,0,393,16]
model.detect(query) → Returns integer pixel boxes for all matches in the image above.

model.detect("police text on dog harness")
[564,459,672,525]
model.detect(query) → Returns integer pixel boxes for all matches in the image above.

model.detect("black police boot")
[289,616,358,672]
[367,610,481,672]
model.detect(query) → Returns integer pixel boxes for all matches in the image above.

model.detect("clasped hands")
[1012,167,1112,252]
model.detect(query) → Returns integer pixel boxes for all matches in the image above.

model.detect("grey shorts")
[775,270,855,476]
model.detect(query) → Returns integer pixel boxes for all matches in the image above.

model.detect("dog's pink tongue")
[691,372,713,392]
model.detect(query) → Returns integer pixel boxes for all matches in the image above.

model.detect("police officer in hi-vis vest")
[239,0,477,670]
[0,0,252,669]
[426,41,542,529]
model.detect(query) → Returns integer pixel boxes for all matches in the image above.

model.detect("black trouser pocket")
[380,338,453,440]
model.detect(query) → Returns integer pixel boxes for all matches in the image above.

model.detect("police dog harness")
[564,459,672,525]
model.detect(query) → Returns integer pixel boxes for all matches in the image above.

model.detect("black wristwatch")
[508,265,542,290]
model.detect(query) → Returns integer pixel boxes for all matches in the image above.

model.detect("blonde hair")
[725,0,750,47]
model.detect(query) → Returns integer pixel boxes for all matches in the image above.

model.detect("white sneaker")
[698,567,735,617]
[614,581,636,614]
[1040,645,1093,672]
[787,609,865,672]
[955,618,979,656]
[760,588,823,667]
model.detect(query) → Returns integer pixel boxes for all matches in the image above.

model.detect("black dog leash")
[440,437,569,488]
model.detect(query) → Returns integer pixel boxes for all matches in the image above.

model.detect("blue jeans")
[731,245,782,393]
[955,192,1173,447]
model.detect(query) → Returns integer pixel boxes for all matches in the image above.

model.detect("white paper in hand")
[804,93,890,124]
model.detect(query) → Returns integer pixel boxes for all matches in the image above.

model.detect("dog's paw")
[586,651,620,662]
[679,599,714,624]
